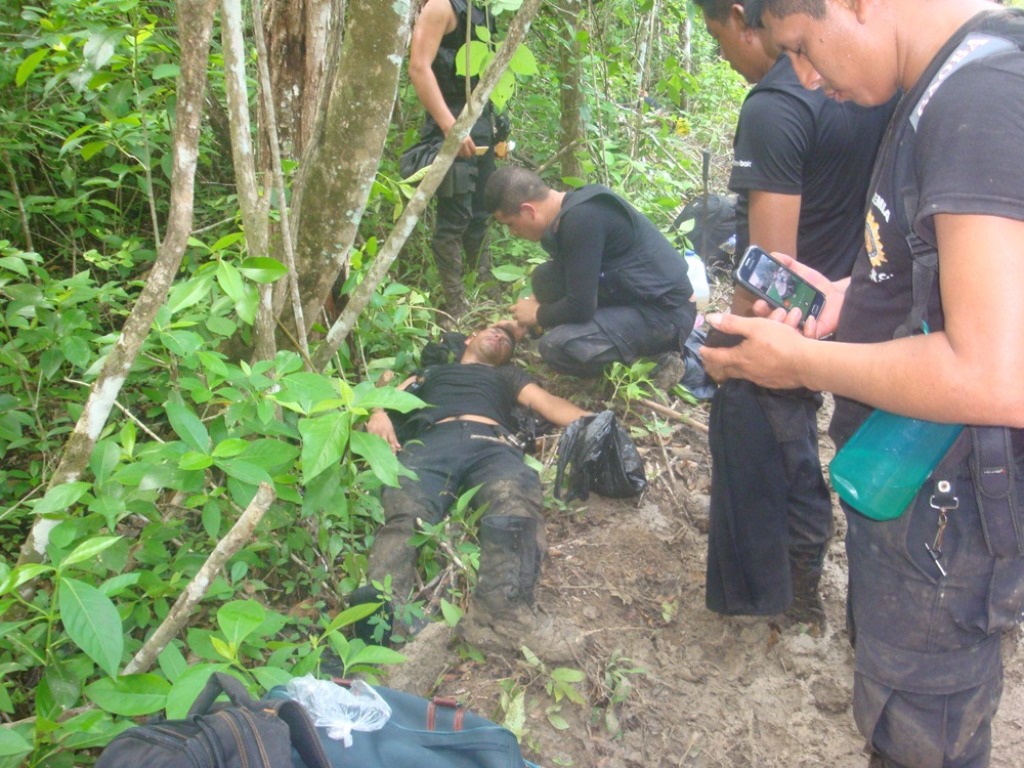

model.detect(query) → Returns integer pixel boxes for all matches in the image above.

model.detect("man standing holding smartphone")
[702,1,1024,764]
[693,0,894,629]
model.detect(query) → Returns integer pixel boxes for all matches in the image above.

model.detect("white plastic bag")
[285,675,391,747]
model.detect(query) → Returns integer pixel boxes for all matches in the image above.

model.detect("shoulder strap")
[896,28,1020,338]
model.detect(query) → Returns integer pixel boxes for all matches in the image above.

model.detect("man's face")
[466,325,515,365]
[493,203,547,242]
[705,13,764,84]
[764,3,898,106]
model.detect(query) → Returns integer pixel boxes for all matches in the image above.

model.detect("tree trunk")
[310,0,546,370]
[17,0,219,567]
[558,0,585,181]
[282,0,415,339]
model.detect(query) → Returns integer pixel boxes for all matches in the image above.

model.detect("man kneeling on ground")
[362,322,589,661]
[484,166,697,378]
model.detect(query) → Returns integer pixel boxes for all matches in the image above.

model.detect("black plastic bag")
[554,410,647,502]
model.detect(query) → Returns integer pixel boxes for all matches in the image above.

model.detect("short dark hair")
[692,0,737,24]
[761,0,826,21]
[483,166,551,216]
[744,0,766,28]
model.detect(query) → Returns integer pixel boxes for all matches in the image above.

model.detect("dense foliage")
[0,0,744,764]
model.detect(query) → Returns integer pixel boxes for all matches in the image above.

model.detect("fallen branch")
[638,398,708,434]
[123,482,276,675]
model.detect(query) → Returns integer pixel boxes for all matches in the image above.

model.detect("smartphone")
[734,245,825,327]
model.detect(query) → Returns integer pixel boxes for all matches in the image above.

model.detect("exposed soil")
[381,392,1024,768]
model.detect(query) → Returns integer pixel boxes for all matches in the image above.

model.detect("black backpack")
[95,673,329,768]
[671,193,737,277]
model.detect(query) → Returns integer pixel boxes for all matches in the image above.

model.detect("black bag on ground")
[554,410,647,502]
[671,194,737,277]
[269,679,532,768]
[95,672,329,768]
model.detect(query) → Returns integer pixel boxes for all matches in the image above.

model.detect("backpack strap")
[894,22,1024,551]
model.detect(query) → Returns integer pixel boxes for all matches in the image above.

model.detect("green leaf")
[34,482,91,516]
[166,665,227,719]
[165,393,209,452]
[81,140,109,161]
[440,598,462,627]
[508,45,539,76]
[350,382,425,414]
[217,600,266,645]
[0,564,53,596]
[166,272,215,315]
[59,578,123,678]
[298,411,350,484]
[324,602,383,634]
[490,264,526,282]
[454,41,491,78]
[0,725,32,758]
[349,431,405,487]
[212,438,250,459]
[210,232,246,253]
[489,70,516,111]
[85,674,170,716]
[547,712,571,730]
[153,63,179,80]
[550,667,585,683]
[16,48,49,87]
[60,334,91,368]
[344,644,407,668]
[83,28,123,73]
[238,257,288,284]
[214,458,272,486]
[0,256,30,277]
[60,536,121,569]
[210,636,234,662]
[179,451,214,470]
[276,372,340,415]
[217,260,246,304]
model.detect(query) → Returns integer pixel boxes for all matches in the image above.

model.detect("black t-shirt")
[831,9,1024,444]
[730,55,895,279]
[416,362,531,429]
[536,186,692,330]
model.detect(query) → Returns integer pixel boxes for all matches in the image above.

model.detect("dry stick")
[123,482,276,675]
[638,397,708,434]
[309,0,545,371]
[17,0,219,570]
[649,413,677,493]
[2,149,33,252]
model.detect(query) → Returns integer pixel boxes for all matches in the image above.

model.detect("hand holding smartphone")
[733,246,826,328]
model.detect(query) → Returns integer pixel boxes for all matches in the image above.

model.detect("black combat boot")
[458,515,583,663]
[784,553,827,632]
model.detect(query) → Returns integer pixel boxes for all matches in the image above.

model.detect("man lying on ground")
[360,322,589,661]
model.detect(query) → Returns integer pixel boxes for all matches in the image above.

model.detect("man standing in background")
[694,0,895,629]
[408,0,508,320]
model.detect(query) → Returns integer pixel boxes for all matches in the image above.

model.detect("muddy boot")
[457,516,583,663]
[432,239,469,323]
[784,554,827,632]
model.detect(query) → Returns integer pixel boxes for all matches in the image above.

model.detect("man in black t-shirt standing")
[364,323,588,661]
[409,0,505,319]
[484,166,697,378]
[702,1,1024,764]
[695,0,894,630]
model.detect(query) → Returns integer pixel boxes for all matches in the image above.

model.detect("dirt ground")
[381,392,1024,768]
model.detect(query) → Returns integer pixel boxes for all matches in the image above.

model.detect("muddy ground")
[381,388,1024,768]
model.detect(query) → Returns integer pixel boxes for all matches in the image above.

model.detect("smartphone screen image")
[734,246,825,326]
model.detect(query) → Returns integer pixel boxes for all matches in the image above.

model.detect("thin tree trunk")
[221,0,276,361]
[282,0,416,339]
[123,483,276,675]
[309,0,545,371]
[17,0,219,568]
[557,0,585,181]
